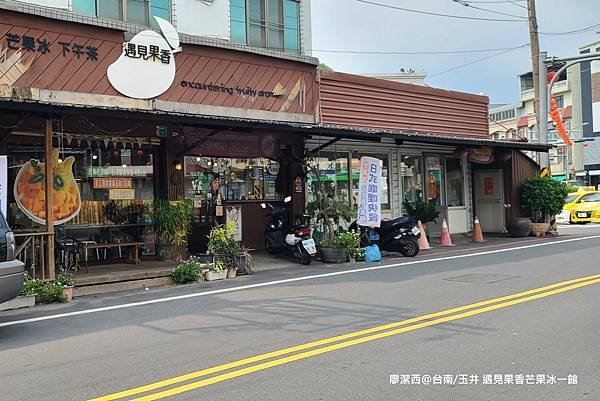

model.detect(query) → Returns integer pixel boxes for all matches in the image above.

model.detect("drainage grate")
[444,273,518,284]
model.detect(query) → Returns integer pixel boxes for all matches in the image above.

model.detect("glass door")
[424,155,445,236]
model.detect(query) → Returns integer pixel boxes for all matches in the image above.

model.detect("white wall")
[20,0,68,8]
[175,0,230,39]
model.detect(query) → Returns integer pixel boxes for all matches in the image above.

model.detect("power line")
[351,0,526,22]
[460,0,526,3]
[539,23,600,36]
[451,0,527,19]
[309,45,530,55]
[503,0,528,10]
[428,43,530,77]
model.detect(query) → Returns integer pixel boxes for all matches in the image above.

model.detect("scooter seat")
[380,216,412,230]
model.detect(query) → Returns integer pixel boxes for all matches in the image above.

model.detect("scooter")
[349,215,421,257]
[261,196,317,265]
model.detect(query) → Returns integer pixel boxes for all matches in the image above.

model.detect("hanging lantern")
[453,147,469,159]
[549,94,573,146]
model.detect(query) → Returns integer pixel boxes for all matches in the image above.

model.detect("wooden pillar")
[44,119,55,280]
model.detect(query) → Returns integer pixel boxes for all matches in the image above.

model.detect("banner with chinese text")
[357,156,382,228]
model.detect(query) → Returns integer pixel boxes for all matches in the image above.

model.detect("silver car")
[0,210,23,304]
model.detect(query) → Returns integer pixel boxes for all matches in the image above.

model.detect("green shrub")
[521,176,570,222]
[320,230,361,262]
[20,273,44,296]
[171,257,203,284]
[402,198,440,224]
[56,270,75,287]
[39,282,66,303]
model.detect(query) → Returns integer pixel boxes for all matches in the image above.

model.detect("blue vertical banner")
[357,156,382,228]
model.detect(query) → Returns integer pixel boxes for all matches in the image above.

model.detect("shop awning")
[516,116,529,128]
[0,97,553,152]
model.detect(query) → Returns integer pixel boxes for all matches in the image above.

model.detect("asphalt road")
[1,225,600,401]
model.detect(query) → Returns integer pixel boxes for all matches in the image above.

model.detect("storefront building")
[0,7,318,279]
[309,71,550,235]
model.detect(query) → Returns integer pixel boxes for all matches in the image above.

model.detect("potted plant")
[171,256,205,284]
[56,269,75,302]
[205,259,227,281]
[320,230,361,264]
[233,243,254,275]
[0,273,41,311]
[153,199,194,261]
[402,198,440,237]
[521,176,570,236]
[39,281,67,304]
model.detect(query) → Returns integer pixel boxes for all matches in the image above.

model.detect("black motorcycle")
[349,215,421,257]
[261,197,317,265]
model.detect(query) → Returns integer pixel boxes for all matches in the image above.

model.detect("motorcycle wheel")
[297,248,312,265]
[396,237,420,257]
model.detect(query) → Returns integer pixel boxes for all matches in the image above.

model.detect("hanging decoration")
[547,72,573,146]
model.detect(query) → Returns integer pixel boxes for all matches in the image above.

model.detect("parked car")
[556,190,599,224]
[0,210,24,304]
[570,193,600,224]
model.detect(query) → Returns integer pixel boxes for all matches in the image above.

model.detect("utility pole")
[527,0,543,160]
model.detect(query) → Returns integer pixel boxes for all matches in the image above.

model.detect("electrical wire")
[308,45,530,55]
[429,43,530,77]
[460,0,526,3]
[351,0,526,22]
[451,0,527,19]
[540,23,600,36]
[503,0,528,10]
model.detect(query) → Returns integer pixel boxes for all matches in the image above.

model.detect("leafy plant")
[307,197,357,241]
[402,198,440,225]
[39,282,66,303]
[20,273,43,296]
[320,230,361,262]
[208,222,241,269]
[171,257,204,284]
[521,177,570,223]
[153,199,194,259]
[211,259,226,273]
[56,270,75,287]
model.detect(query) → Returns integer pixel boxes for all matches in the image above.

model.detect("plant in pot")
[521,176,570,236]
[402,198,440,238]
[233,243,254,276]
[0,273,42,311]
[56,269,75,302]
[153,199,194,261]
[205,259,227,281]
[207,222,238,279]
[171,256,205,284]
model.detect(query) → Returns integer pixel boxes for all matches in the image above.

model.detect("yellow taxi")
[570,192,600,224]
[556,188,598,224]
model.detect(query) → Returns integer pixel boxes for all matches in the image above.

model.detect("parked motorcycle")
[261,197,317,265]
[349,215,421,257]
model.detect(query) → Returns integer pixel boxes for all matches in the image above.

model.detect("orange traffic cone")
[417,220,431,250]
[472,216,485,243]
[439,219,454,247]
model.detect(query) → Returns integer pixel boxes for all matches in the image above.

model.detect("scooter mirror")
[260,203,267,209]
[284,196,292,203]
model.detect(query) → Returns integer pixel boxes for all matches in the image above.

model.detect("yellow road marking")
[90,273,600,401]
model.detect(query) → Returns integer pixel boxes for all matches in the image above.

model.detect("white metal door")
[474,170,505,232]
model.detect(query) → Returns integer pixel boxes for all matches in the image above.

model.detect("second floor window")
[72,0,170,28]
[231,0,301,53]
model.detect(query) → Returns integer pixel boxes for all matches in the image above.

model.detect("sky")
[310,0,600,104]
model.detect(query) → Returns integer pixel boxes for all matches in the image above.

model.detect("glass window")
[445,157,464,207]
[73,0,97,16]
[127,0,149,26]
[424,156,443,208]
[306,153,350,206]
[350,154,390,210]
[231,0,247,44]
[98,0,123,20]
[555,95,564,109]
[283,0,300,52]
[150,0,171,27]
[401,155,423,205]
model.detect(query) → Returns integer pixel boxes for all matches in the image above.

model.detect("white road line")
[1,235,599,328]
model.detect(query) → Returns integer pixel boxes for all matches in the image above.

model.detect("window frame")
[238,0,300,52]
[72,0,171,27]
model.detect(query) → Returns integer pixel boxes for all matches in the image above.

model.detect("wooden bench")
[82,242,145,271]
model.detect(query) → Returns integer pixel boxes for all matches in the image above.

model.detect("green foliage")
[153,199,194,247]
[212,259,226,272]
[20,273,43,296]
[320,230,361,262]
[171,256,204,284]
[56,270,75,287]
[402,198,440,224]
[521,176,570,222]
[207,222,237,255]
[318,63,333,72]
[39,282,66,303]
[564,184,579,194]
[307,197,357,240]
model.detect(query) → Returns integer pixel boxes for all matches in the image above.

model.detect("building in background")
[363,70,427,86]
[572,32,600,188]
[12,0,312,54]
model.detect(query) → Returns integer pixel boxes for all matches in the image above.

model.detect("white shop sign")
[357,156,382,228]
